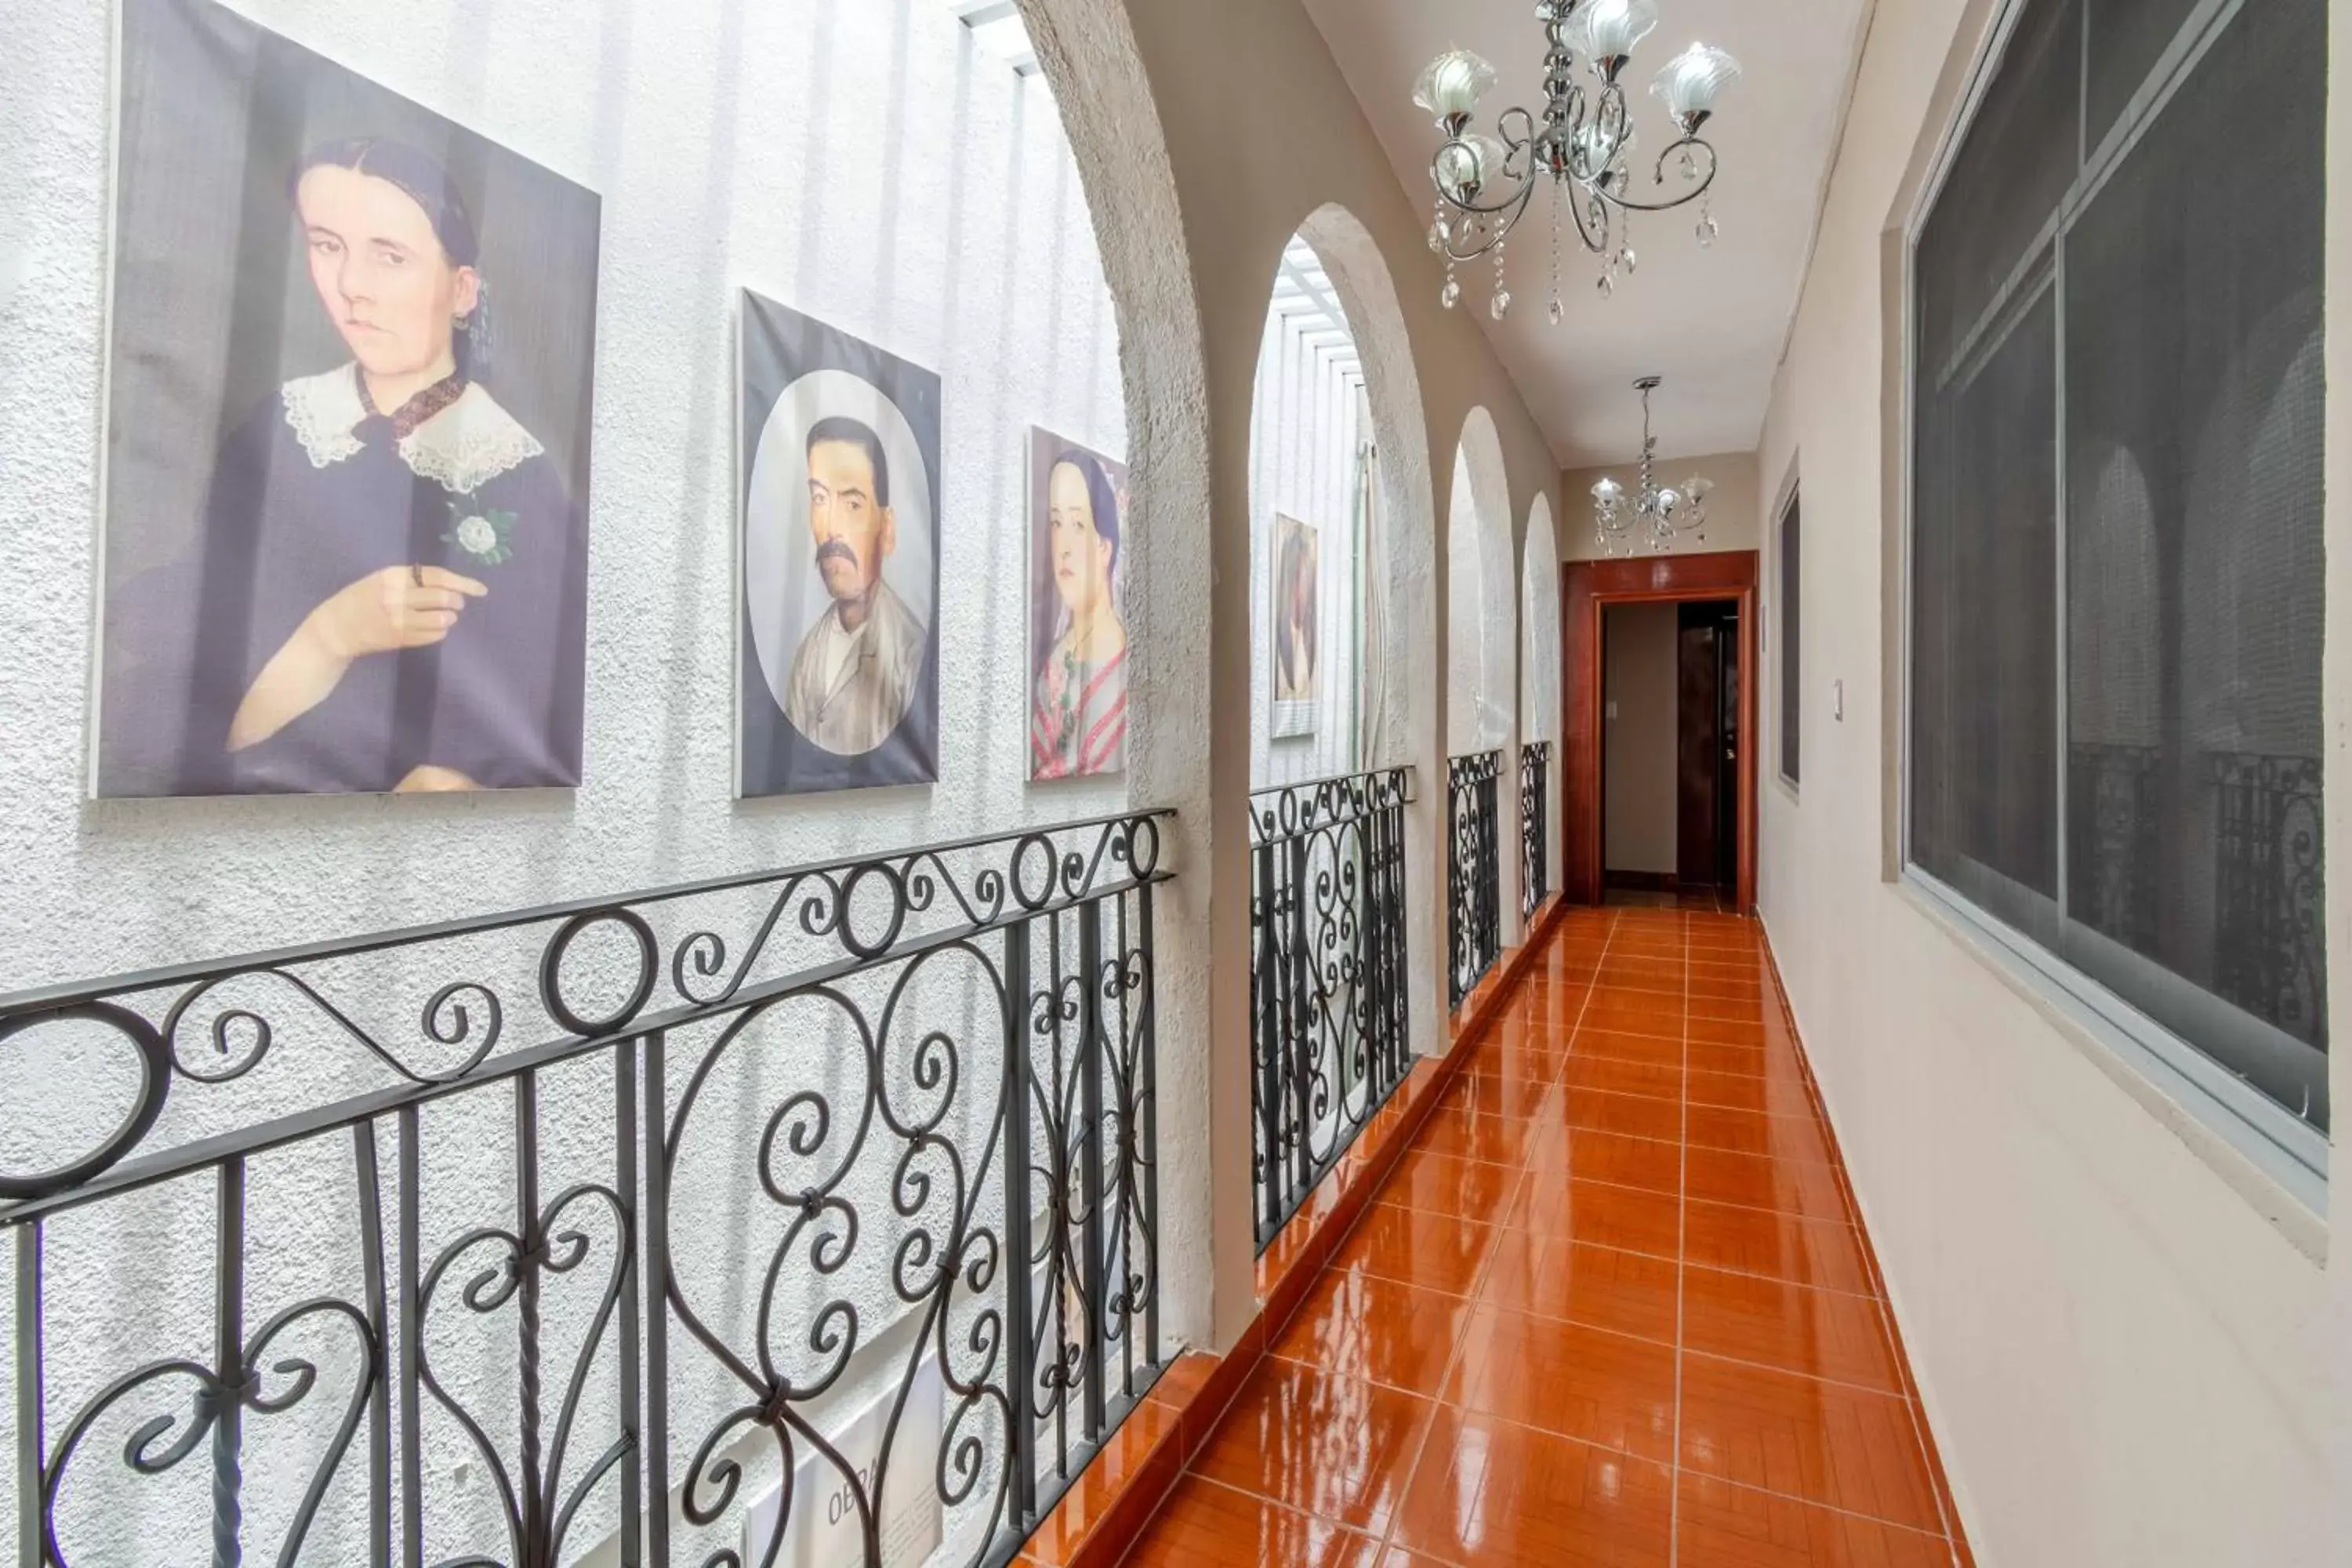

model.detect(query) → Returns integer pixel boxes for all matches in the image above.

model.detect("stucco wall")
[0,0,1142,1559]
[1602,601,1679,877]
[1560,448,1762,561]
[1754,0,2347,1561]
[1120,0,1563,1341]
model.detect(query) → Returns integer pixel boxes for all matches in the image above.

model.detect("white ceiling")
[1301,0,1868,469]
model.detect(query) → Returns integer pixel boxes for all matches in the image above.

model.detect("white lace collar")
[281,365,546,495]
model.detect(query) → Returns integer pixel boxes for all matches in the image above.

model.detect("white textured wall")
[1755,0,2344,1561]
[0,0,1140,1560]
[1602,601,1679,877]
[1247,290,1365,787]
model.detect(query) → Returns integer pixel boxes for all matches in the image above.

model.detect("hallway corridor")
[1130,908,1969,1566]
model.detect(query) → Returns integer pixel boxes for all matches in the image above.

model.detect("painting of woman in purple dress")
[92,0,599,797]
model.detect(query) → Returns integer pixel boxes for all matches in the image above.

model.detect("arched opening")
[1250,235,1370,784]
[1446,407,1519,971]
[1239,204,1443,1246]
[1520,492,1563,912]
[1018,0,1223,1340]
[1250,205,1441,1053]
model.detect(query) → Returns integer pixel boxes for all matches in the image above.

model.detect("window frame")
[1895,0,2328,1209]
[1776,482,1801,791]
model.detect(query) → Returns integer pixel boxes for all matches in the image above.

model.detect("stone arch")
[1446,407,1515,757]
[1275,203,1443,1064]
[1520,491,1563,904]
[1018,0,1222,1341]
[1446,405,1520,937]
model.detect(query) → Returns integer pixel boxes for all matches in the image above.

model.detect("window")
[1907,0,2328,1178]
[1778,488,1801,786]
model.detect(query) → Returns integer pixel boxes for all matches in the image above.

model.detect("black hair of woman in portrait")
[147,136,586,795]
[1275,523,1317,704]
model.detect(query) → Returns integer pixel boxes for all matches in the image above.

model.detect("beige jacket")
[782,579,927,756]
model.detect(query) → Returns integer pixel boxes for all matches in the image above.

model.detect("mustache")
[815,539,859,568]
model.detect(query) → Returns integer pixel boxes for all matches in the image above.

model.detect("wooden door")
[1676,615,1722,887]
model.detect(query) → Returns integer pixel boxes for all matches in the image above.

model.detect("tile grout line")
[1667,911,1691,1568]
[1366,906,1620,1565]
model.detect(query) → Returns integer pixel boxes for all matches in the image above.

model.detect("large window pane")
[2083,0,2198,152]
[2063,0,2327,1119]
[1779,493,1800,786]
[1912,285,2060,923]
[1915,0,2078,378]
[1909,0,2328,1136]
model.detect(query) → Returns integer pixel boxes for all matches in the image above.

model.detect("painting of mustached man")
[89,0,600,797]
[739,292,941,796]
[1028,429,1131,781]
[1269,514,1320,737]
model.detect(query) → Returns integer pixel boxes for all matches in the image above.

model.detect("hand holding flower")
[229,564,488,750]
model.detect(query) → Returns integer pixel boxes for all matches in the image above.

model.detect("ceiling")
[1301,0,1869,469]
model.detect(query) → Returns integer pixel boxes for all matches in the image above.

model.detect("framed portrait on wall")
[1270,514,1320,738]
[1026,427,1130,782]
[738,290,942,797]
[89,0,601,797]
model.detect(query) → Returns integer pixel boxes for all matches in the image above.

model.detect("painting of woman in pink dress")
[1028,432,1130,780]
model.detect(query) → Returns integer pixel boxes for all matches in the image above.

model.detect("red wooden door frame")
[1561,550,1760,910]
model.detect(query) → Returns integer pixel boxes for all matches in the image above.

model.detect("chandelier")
[1592,376,1711,555]
[1414,0,1740,322]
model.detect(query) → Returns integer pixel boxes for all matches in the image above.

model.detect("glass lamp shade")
[1651,43,1742,129]
[1572,118,1635,177]
[1684,474,1716,503]
[1414,49,1497,126]
[1566,0,1659,65]
[1435,133,1511,202]
[1653,485,1684,518]
[1592,476,1628,514]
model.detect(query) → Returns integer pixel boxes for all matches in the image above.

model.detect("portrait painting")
[90,0,601,797]
[739,291,941,797]
[1270,514,1320,737]
[1026,428,1131,782]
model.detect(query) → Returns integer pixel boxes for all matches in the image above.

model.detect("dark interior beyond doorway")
[1678,600,1740,891]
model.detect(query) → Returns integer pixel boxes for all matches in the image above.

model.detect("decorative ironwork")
[2,811,1171,1568]
[1448,751,1504,1011]
[1519,742,1552,921]
[2212,752,2326,1050]
[2069,742,2161,954]
[1247,768,1415,1250]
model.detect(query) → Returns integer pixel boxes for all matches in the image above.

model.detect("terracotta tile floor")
[1126,908,1971,1567]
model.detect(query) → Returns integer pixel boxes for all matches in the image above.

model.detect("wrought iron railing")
[1519,741,1552,921]
[1247,768,1414,1250]
[2069,742,2162,954]
[1448,751,1503,1011]
[1,811,1171,1568]
[2212,751,2325,1046]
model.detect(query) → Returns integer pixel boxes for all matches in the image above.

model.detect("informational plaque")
[742,1355,946,1568]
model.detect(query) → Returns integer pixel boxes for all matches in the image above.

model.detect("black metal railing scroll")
[1,810,1171,1568]
[1247,768,1414,1251]
[1519,742,1552,921]
[2212,752,2326,1048]
[1448,751,1504,1012]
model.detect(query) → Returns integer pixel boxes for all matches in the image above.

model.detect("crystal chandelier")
[1414,0,1740,321]
[1592,376,1712,555]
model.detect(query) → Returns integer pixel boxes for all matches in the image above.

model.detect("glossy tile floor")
[1127,909,1971,1567]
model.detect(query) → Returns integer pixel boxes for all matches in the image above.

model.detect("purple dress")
[107,365,586,796]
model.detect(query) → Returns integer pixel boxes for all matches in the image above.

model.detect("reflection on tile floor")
[1126,909,1973,1567]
